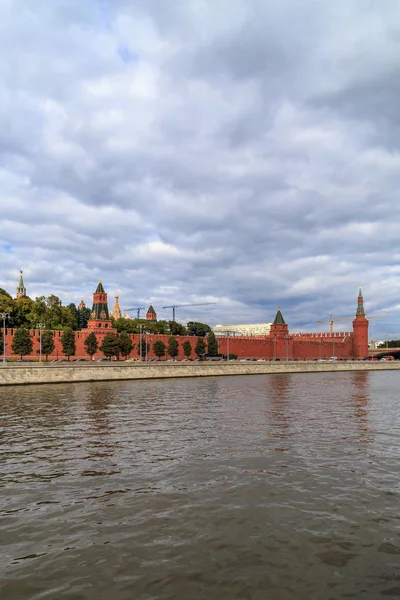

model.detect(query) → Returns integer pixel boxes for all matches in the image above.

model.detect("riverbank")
[1,360,400,386]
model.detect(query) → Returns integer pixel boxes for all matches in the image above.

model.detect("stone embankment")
[1,360,399,386]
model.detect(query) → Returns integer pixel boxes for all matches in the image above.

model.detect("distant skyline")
[1,1,400,337]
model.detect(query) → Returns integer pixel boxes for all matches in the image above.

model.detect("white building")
[212,323,272,337]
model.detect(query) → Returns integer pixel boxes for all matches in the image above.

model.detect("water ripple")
[1,371,400,599]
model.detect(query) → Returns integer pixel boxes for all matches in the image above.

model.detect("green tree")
[113,317,134,333]
[100,332,120,360]
[66,303,79,330]
[78,307,91,329]
[84,331,98,360]
[194,337,207,358]
[0,287,12,299]
[153,340,166,360]
[10,297,35,328]
[61,327,76,360]
[155,320,168,334]
[41,330,55,361]
[11,328,33,360]
[168,321,187,336]
[119,331,134,359]
[187,321,211,337]
[182,340,192,359]
[0,293,14,315]
[167,336,179,359]
[206,331,218,356]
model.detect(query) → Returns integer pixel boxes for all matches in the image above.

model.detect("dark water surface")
[1,372,400,599]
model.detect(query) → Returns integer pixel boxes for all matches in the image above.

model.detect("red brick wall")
[3,328,359,361]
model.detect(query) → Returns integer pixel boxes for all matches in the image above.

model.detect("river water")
[1,372,400,599]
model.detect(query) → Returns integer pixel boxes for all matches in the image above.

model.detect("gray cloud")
[1,0,400,337]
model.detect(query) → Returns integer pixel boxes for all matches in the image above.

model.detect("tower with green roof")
[15,270,27,299]
[353,286,368,359]
[87,279,113,331]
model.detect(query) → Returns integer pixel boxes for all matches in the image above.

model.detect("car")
[97,357,110,362]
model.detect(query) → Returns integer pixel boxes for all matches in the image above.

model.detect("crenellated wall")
[2,327,363,361]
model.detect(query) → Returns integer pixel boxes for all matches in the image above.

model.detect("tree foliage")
[41,330,55,361]
[182,340,192,359]
[61,327,76,360]
[0,287,12,299]
[11,328,33,359]
[153,340,166,360]
[78,307,91,329]
[119,331,133,358]
[206,331,218,356]
[168,321,187,336]
[377,340,400,348]
[84,332,99,359]
[100,333,120,359]
[187,321,211,337]
[194,337,207,358]
[167,336,179,359]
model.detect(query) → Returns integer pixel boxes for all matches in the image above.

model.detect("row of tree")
[0,288,213,336]
[377,340,400,348]
[1,327,219,361]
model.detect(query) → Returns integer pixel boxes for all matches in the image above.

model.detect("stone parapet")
[0,361,399,387]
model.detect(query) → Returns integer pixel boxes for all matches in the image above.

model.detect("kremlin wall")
[2,275,369,361]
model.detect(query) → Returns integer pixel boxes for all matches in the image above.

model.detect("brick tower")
[87,280,114,330]
[146,304,157,322]
[15,270,26,299]
[353,287,369,359]
[270,308,292,360]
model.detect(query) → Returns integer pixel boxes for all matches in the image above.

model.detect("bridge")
[369,347,400,359]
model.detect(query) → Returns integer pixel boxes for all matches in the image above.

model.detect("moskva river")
[1,372,400,599]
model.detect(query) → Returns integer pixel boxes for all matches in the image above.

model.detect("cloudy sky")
[1,0,400,337]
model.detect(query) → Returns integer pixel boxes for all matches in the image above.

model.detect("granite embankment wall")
[0,361,399,386]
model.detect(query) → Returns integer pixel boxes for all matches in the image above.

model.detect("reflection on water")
[1,372,400,600]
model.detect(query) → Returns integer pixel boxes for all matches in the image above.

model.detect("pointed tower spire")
[146,304,157,322]
[87,279,113,330]
[356,286,365,316]
[15,270,27,299]
[353,286,368,359]
[273,307,286,326]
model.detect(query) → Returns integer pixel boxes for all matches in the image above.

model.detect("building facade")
[213,322,272,337]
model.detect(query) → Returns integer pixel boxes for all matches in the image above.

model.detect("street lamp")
[273,336,277,360]
[2,312,10,363]
[37,323,44,363]
[139,325,143,362]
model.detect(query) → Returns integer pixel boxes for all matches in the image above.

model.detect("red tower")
[270,308,292,360]
[146,304,157,322]
[87,280,114,330]
[353,287,369,359]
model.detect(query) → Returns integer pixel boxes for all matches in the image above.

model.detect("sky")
[1,0,400,337]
